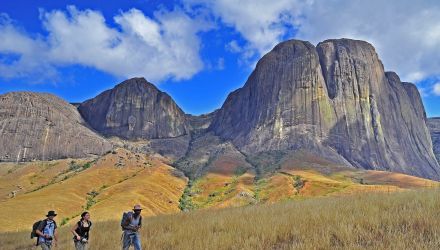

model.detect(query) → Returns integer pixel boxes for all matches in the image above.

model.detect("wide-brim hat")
[46,211,57,217]
[133,205,142,211]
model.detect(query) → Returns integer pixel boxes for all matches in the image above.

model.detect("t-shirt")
[75,220,92,239]
[37,219,57,244]
[122,212,142,233]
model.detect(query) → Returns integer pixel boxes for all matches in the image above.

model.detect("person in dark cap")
[121,204,143,250]
[35,211,58,250]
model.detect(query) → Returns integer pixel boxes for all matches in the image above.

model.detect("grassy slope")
[0,149,187,231]
[187,152,439,208]
[2,189,440,249]
[0,149,438,235]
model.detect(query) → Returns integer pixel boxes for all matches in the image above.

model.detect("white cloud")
[433,83,440,96]
[185,0,440,84]
[225,40,242,53]
[295,0,440,83]
[185,0,303,60]
[0,14,56,81]
[0,6,210,82]
[216,57,225,70]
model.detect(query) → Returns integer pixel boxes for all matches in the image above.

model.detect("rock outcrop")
[0,92,111,161]
[210,38,440,179]
[79,77,189,140]
[428,118,440,163]
[1,39,438,180]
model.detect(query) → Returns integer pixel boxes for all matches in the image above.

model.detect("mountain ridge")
[0,38,439,181]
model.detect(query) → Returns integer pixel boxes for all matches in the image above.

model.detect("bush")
[60,217,70,226]
[293,175,305,190]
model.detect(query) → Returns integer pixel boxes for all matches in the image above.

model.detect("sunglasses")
[133,209,142,212]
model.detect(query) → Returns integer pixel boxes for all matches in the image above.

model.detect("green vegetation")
[246,150,287,179]
[233,166,247,176]
[292,175,305,190]
[253,178,268,202]
[84,190,99,210]
[60,217,70,226]
[179,181,195,211]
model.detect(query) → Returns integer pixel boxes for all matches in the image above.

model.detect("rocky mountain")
[79,77,189,140]
[1,39,438,180]
[428,118,440,162]
[0,92,111,161]
[210,39,439,180]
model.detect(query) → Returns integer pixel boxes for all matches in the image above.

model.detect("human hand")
[76,235,81,241]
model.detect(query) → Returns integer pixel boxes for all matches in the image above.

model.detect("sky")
[0,0,439,117]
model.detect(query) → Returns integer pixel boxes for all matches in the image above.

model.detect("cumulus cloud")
[185,0,303,61]
[186,0,440,84]
[0,14,56,81]
[433,83,440,96]
[296,0,440,83]
[0,6,210,82]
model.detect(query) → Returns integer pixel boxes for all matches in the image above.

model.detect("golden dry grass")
[0,149,187,231]
[1,147,439,249]
[188,161,439,208]
[1,188,440,249]
[0,159,90,201]
[190,171,256,209]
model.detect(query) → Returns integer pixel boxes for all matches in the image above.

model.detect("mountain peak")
[78,78,188,140]
[210,38,440,180]
[114,77,159,92]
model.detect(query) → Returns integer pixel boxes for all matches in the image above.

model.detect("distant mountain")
[0,92,111,161]
[210,39,439,180]
[78,77,189,140]
[0,39,438,180]
[428,118,440,163]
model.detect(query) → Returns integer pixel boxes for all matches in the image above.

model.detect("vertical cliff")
[210,38,440,179]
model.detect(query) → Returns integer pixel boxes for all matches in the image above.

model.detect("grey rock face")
[186,111,217,134]
[174,132,252,179]
[210,40,336,153]
[318,39,438,179]
[210,38,440,179]
[79,77,189,140]
[428,118,440,163]
[0,92,112,161]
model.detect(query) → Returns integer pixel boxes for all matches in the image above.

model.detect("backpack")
[31,220,45,239]
[31,220,46,246]
[120,212,141,231]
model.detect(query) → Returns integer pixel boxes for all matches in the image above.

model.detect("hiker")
[71,211,92,250]
[121,204,143,250]
[35,211,58,250]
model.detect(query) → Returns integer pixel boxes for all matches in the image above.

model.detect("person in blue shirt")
[36,211,58,250]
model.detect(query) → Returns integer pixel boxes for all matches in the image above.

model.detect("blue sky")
[0,0,439,117]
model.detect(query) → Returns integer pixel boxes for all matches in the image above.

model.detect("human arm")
[53,228,58,246]
[71,222,81,240]
[36,221,49,238]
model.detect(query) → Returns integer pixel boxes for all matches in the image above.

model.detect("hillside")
[0,148,187,231]
[0,149,437,233]
[182,151,438,210]
[2,188,440,249]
